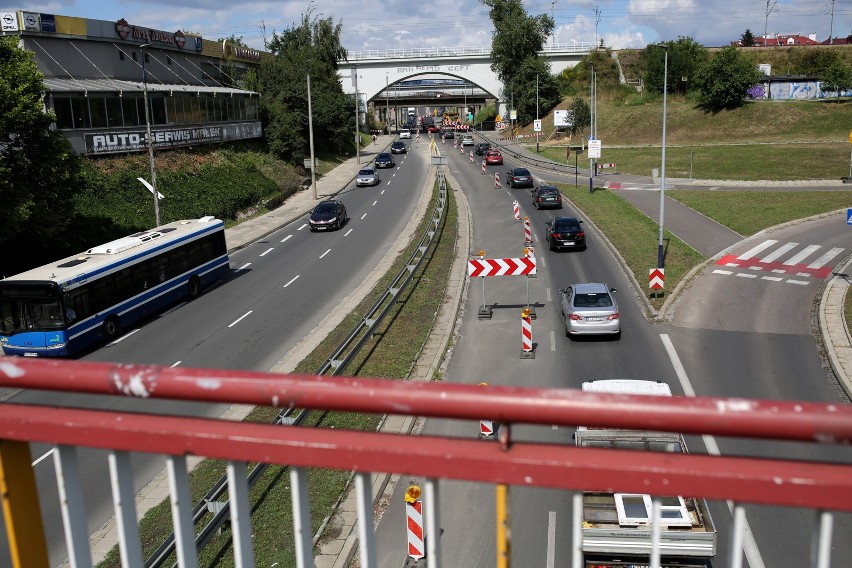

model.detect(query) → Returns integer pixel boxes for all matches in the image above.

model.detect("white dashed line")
[171,361,181,367]
[787,279,810,286]
[372,200,378,206]
[712,269,734,275]
[228,311,253,327]
[237,262,251,271]
[381,189,385,195]
[319,249,331,259]
[32,449,55,467]
[761,276,783,282]
[281,235,292,243]
[546,288,552,302]
[283,275,300,288]
[106,328,140,346]
[361,213,368,220]
[736,273,757,279]
[344,229,353,236]
[259,247,274,257]
[550,331,556,351]
[297,223,308,231]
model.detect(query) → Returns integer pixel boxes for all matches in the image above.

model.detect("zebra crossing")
[712,239,845,286]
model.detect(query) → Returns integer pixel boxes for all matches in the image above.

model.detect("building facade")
[1,10,267,155]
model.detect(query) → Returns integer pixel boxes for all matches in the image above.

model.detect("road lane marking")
[259,247,274,257]
[546,511,556,568]
[736,273,757,279]
[546,288,552,302]
[737,240,777,259]
[784,244,820,266]
[171,361,181,367]
[106,328,140,346]
[297,223,308,231]
[237,262,251,271]
[550,331,555,351]
[809,247,844,268]
[381,189,385,195]
[344,229,353,236]
[787,279,810,285]
[761,276,783,282]
[372,200,378,206]
[32,448,55,467]
[228,311,253,328]
[281,235,292,243]
[761,241,798,263]
[319,249,331,259]
[712,269,733,275]
[659,334,767,568]
[361,213,368,220]
[283,275,300,288]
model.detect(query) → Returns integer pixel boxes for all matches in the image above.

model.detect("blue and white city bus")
[0,217,229,357]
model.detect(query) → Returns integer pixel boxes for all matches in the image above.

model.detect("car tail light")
[537,197,543,202]
[607,313,620,320]
[550,232,561,239]
[569,313,583,321]
[577,231,585,238]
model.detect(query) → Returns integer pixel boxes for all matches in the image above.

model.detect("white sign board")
[588,139,602,159]
[510,110,517,120]
[554,110,572,128]
[533,119,542,132]
[1,12,19,31]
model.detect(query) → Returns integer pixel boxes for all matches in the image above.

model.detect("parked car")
[559,283,620,338]
[504,167,533,188]
[461,135,475,146]
[374,153,395,169]
[485,150,503,165]
[475,142,491,156]
[532,185,563,209]
[399,129,411,139]
[309,200,348,231]
[390,141,407,154]
[355,166,381,187]
[545,216,585,251]
[426,125,439,133]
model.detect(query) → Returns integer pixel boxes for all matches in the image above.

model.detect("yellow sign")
[849,130,852,143]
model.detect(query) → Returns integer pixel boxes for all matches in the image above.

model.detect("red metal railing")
[2,358,852,567]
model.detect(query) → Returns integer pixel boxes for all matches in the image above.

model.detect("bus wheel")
[103,316,121,340]
[188,276,202,299]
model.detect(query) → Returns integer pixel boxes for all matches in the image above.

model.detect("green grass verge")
[95,180,458,567]
[556,185,706,310]
[845,285,852,340]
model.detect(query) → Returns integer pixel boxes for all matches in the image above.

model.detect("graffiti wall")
[748,80,852,100]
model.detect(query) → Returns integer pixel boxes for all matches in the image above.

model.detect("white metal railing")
[345,42,596,61]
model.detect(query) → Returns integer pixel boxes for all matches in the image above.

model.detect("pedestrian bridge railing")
[345,42,596,61]
[2,358,852,567]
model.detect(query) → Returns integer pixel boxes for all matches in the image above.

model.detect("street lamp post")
[654,44,669,269]
[307,66,317,201]
[536,74,540,152]
[385,73,390,133]
[140,44,160,227]
[353,65,360,164]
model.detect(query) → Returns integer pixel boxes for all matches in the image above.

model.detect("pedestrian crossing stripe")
[715,240,845,279]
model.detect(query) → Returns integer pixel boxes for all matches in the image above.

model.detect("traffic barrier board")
[468,257,536,277]
[495,172,501,188]
[513,200,520,221]
[406,499,424,559]
[649,268,665,289]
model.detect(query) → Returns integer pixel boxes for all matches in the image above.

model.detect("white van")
[399,129,411,139]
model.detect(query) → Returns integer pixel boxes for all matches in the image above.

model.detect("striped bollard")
[495,172,501,188]
[469,150,474,163]
[405,486,425,560]
[452,138,456,148]
[513,200,521,221]
[460,144,464,155]
[524,216,532,245]
[481,160,486,174]
[521,308,534,359]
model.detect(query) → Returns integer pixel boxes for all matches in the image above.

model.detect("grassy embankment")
[96,180,458,567]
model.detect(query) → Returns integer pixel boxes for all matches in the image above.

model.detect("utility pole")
[140,44,159,227]
[353,65,360,164]
[764,0,778,40]
[307,66,317,201]
[551,1,557,47]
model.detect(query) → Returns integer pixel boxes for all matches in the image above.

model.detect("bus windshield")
[0,287,67,334]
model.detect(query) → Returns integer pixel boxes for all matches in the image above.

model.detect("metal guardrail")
[480,131,580,175]
[145,167,450,567]
[345,42,596,61]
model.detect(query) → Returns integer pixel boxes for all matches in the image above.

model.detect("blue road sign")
[848,208,852,225]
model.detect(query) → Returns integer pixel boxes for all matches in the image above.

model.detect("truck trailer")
[577,380,717,568]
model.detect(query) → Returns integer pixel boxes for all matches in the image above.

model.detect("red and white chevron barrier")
[481,160,486,174]
[405,490,424,559]
[480,419,494,437]
[469,151,474,163]
[459,144,464,154]
[524,216,532,245]
[468,256,536,277]
[600,163,616,169]
[495,172,501,188]
[649,268,665,290]
[513,200,521,221]
[521,307,533,358]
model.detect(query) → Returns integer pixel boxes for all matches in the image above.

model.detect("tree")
[512,57,560,125]
[645,37,708,95]
[694,46,762,110]
[741,29,755,47]
[259,8,351,161]
[568,96,590,138]
[0,36,80,253]
[821,59,852,101]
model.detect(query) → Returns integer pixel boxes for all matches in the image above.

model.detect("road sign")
[468,257,536,277]
[649,268,665,289]
[533,119,542,132]
[588,139,602,159]
[847,208,852,225]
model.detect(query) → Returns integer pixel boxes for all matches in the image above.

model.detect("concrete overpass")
[338,43,594,125]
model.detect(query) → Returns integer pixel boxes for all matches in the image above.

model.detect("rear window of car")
[359,169,374,175]
[513,169,530,176]
[553,219,580,231]
[315,203,337,213]
[378,153,391,159]
[574,293,612,307]
[539,187,559,195]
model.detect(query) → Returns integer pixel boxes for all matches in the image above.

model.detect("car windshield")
[515,169,530,176]
[315,203,337,213]
[553,219,579,230]
[359,169,374,176]
[378,154,390,160]
[574,293,612,308]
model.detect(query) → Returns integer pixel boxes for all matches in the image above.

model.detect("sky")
[2,0,850,52]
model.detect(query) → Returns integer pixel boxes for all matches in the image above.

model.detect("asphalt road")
[373,142,852,568]
[0,145,431,566]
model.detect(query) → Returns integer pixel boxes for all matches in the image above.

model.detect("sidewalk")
[477,131,852,400]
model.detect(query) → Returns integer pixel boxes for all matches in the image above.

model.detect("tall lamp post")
[535,74,540,152]
[353,64,360,164]
[385,73,390,133]
[140,44,160,227]
[653,44,669,269]
[307,64,317,201]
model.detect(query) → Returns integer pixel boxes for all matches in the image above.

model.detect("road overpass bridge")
[338,43,594,124]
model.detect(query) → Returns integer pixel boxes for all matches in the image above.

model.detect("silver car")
[355,166,380,187]
[559,283,621,338]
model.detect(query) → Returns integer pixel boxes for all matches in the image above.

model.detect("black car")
[475,142,491,156]
[545,217,586,251]
[391,141,407,154]
[505,167,533,188]
[374,152,395,168]
[532,185,563,209]
[309,200,348,232]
